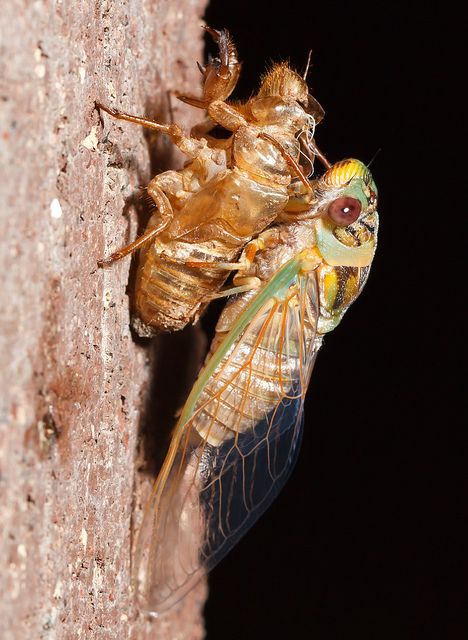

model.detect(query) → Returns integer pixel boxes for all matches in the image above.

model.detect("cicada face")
[315,159,378,264]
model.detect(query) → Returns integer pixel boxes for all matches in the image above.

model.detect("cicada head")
[257,62,309,105]
[314,159,378,268]
[250,62,320,138]
[311,159,379,333]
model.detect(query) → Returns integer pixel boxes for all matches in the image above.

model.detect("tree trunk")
[0,1,208,637]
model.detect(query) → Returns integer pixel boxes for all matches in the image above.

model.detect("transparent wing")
[135,270,320,613]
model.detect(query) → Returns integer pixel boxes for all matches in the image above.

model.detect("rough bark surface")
[0,1,208,638]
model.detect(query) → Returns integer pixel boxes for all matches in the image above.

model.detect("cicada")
[134,158,379,612]
[97,27,326,336]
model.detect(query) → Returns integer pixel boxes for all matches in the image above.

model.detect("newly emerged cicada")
[134,158,379,612]
[97,27,326,336]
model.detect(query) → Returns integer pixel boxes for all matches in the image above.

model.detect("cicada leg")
[98,226,159,267]
[189,230,282,301]
[190,118,233,150]
[207,277,262,300]
[96,103,205,159]
[206,100,248,132]
[177,27,241,108]
[258,132,313,190]
[185,233,276,272]
[308,140,331,170]
[98,180,173,266]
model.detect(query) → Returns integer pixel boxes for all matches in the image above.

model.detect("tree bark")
[0,1,208,637]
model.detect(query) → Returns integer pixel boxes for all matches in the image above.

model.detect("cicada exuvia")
[97,27,326,336]
[134,158,379,612]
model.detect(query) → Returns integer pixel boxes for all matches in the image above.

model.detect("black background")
[199,1,463,638]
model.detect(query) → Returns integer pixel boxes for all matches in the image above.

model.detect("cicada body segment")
[134,159,379,612]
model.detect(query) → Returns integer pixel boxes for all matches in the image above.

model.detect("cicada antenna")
[303,49,313,81]
[367,147,382,168]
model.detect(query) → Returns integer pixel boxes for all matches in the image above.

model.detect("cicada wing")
[136,270,320,613]
[198,390,307,572]
[135,430,209,612]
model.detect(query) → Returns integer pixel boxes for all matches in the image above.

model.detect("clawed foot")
[177,26,241,109]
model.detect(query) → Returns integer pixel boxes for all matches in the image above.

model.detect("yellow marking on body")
[298,247,323,272]
[344,272,359,306]
[323,159,369,186]
[323,270,338,309]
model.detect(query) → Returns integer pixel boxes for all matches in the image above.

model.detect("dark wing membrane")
[136,272,320,612]
[199,392,306,571]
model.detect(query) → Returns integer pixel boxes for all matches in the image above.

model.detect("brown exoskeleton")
[97,27,326,336]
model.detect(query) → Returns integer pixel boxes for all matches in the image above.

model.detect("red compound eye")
[328,196,361,226]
